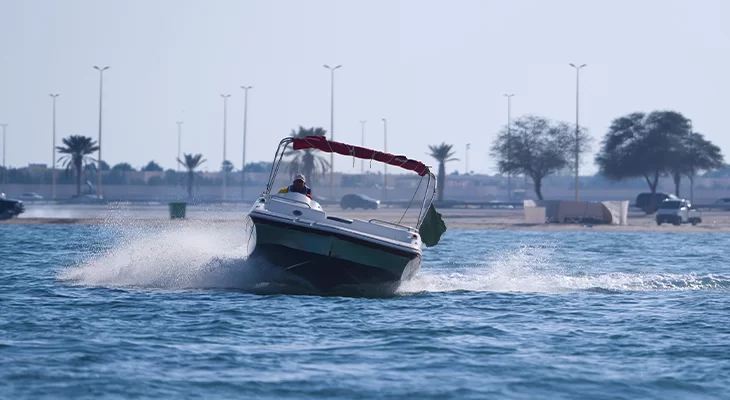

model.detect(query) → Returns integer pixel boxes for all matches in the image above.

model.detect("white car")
[656,199,701,226]
[19,192,44,200]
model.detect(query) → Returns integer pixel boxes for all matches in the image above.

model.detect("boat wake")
[57,221,267,290]
[58,224,730,296]
[56,221,400,297]
[399,243,730,294]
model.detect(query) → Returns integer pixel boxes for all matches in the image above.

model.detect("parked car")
[18,192,44,200]
[656,199,701,226]
[0,194,25,220]
[340,193,380,210]
[635,192,678,213]
[715,198,730,211]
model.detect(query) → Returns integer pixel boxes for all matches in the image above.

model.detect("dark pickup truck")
[0,195,25,220]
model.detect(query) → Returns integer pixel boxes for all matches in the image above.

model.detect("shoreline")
[4,216,730,232]
[3,204,730,232]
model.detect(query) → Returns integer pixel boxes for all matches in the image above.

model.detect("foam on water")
[58,220,730,296]
[57,219,269,290]
[400,242,730,294]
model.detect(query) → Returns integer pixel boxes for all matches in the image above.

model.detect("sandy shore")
[3,204,730,232]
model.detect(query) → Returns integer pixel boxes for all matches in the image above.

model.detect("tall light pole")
[323,64,341,199]
[465,143,470,174]
[382,118,387,201]
[176,121,183,172]
[50,94,59,199]
[1,124,7,185]
[93,65,110,199]
[688,119,694,203]
[359,120,366,174]
[241,85,252,200]
[504,93,515,201]
[220,94,231,201]
[569,63,586,202]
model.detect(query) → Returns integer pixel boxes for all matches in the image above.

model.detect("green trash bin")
[169,202,187,219]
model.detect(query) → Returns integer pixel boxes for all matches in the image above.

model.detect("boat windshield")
[265,136,437,228]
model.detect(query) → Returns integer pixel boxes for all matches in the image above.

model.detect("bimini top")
[291,136,432,177]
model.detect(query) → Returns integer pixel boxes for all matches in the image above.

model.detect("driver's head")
[293,174,306,189]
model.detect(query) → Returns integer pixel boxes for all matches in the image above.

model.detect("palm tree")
[285,126,330,184]
[428,143,459,202]
[57,135,99,196]
[177,153,206,199]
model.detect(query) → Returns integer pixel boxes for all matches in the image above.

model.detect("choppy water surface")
[2,222,730,399]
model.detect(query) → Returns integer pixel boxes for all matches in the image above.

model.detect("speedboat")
[248,135,445,292]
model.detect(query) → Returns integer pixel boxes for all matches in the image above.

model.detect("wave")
[58,222,729,296]
[399,242,730,294]
[57,220,264,290]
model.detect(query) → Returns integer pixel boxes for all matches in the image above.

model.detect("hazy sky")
[1,0,728,176]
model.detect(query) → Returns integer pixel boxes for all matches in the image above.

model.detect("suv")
[655,199,701,226]
[340,193,380,210]
[635,192,677,213]
[0,194,25,220]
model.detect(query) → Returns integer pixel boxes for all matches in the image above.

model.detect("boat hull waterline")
[249,213,422,291]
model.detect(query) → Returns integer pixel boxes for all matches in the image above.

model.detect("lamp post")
[50,94,59,198]
[240,85,252,200]
[220,94,231,201]
[359,120,366,174]
[93,65,109,199]
[504,93,515,201]
[176,121,183,172]
[465,143,470,174]
[569,63,586,202]
[689,119,694,203]
[1,123,7,185]
[323,64,341,199]
[382,118,387,201]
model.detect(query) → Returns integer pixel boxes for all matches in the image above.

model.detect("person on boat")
[278,174,312,198]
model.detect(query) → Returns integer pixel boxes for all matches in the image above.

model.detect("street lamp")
[323,64,341,199]
[1,123,7,185]
[359,120,366,174]
[240,85,253,200]
[504,93,515,201]
[221,94,231,201]
[93,65,110,199]
[688,119,694,203]
[465,143,471,174]
[50,94,60,199]
[569,63,586,202]
[176,121,183,172]
[382,118,387,201]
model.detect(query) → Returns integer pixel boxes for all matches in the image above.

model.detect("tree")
[490,115,590,200]
[243,162,273,172]
[595,110,689,213]
[285,126,330,183]
[704,164,730,178]
[56,135,99,196]
[177,153,206,199]
[670,132,724,197]
[142,161,164,172]
[221,160,235,173]
[428,143,459,202]
[112,162,135,172]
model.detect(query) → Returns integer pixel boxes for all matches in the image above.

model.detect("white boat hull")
[248,194,422,291]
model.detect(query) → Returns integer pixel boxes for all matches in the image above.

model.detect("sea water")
[1,222,729,399]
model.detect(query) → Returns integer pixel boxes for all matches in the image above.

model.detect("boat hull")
[249,214,421,291]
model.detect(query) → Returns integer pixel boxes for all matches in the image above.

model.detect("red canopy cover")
[291,136,431,177]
